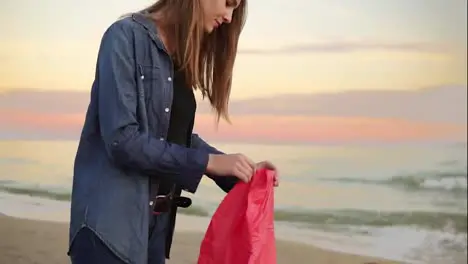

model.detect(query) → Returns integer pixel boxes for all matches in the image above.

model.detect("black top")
[149,66,196,257]
[157,67,196,194]
[166,69,196,145]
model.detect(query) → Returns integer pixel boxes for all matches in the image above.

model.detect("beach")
[1,141,466,264]
[0,214,402,264]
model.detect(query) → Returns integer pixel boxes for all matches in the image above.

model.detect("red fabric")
[198,168,277,264]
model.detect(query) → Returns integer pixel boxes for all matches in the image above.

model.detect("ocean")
[0,140,466,264]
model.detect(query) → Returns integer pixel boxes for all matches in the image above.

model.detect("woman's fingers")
[242,155,256,172]
[273,174,280,187]
[233,165,250,182]
[230,155,280,185]
[256,160,276,170]
[235,154,255,182]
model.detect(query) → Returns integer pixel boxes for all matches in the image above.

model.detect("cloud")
[0,89,89,114]
[198,85,467,124]
[0,110,465,143]
[1,85,466,124]
[194,114,465,144]
[0,109,83,139]
[0,85,466,142]
[239,41,447,55]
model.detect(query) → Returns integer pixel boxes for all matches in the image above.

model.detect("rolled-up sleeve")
[96,22,207,193]
[191,134,239,193]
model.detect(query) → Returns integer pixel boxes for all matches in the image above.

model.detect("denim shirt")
[68,12,238,264]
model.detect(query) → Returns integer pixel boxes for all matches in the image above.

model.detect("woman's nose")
[223,10,233,23]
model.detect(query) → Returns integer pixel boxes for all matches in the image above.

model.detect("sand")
[0,214,402,264]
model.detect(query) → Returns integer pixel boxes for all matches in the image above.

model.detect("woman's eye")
[226,0,237,7]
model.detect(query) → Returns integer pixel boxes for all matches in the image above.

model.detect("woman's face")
[200,0,241,33]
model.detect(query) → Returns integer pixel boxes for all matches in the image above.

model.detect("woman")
[67,0,278,264]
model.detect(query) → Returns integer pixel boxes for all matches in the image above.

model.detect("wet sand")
[0,214,402,264]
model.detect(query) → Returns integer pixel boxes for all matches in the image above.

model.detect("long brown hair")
[143,0,247,122]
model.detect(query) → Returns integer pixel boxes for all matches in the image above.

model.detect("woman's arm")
[97,21,208,193]
[191,134,239,193]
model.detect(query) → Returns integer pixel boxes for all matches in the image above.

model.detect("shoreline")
[0,214,403,264]
[0,192,412,263]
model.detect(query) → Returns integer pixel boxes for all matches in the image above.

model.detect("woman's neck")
[149,11,174,55]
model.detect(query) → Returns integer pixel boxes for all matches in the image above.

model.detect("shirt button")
[159,137,164,141]
[164,108,170,113]
[168,77,172,82]
[140,75,145,80]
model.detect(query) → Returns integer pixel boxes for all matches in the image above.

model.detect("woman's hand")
[256,160,280,187]
[206,155,279,187]
[206,153,256,183]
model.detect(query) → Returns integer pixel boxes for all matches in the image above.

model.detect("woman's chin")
[204,24,217,34]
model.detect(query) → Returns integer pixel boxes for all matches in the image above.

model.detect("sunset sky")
[0,0,467,143]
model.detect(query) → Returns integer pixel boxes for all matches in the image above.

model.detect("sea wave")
[0,180,71,201]
[319,169,467,193]
[1,180,466,234]
[0,157,38,165]
[0,180,211,217]
[274,208,467,234]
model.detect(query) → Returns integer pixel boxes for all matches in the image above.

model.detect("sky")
[0,0,467,143]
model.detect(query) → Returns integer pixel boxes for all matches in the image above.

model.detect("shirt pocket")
[139,64,160,81]
[138,64,161,104]
[137,64,165,133]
